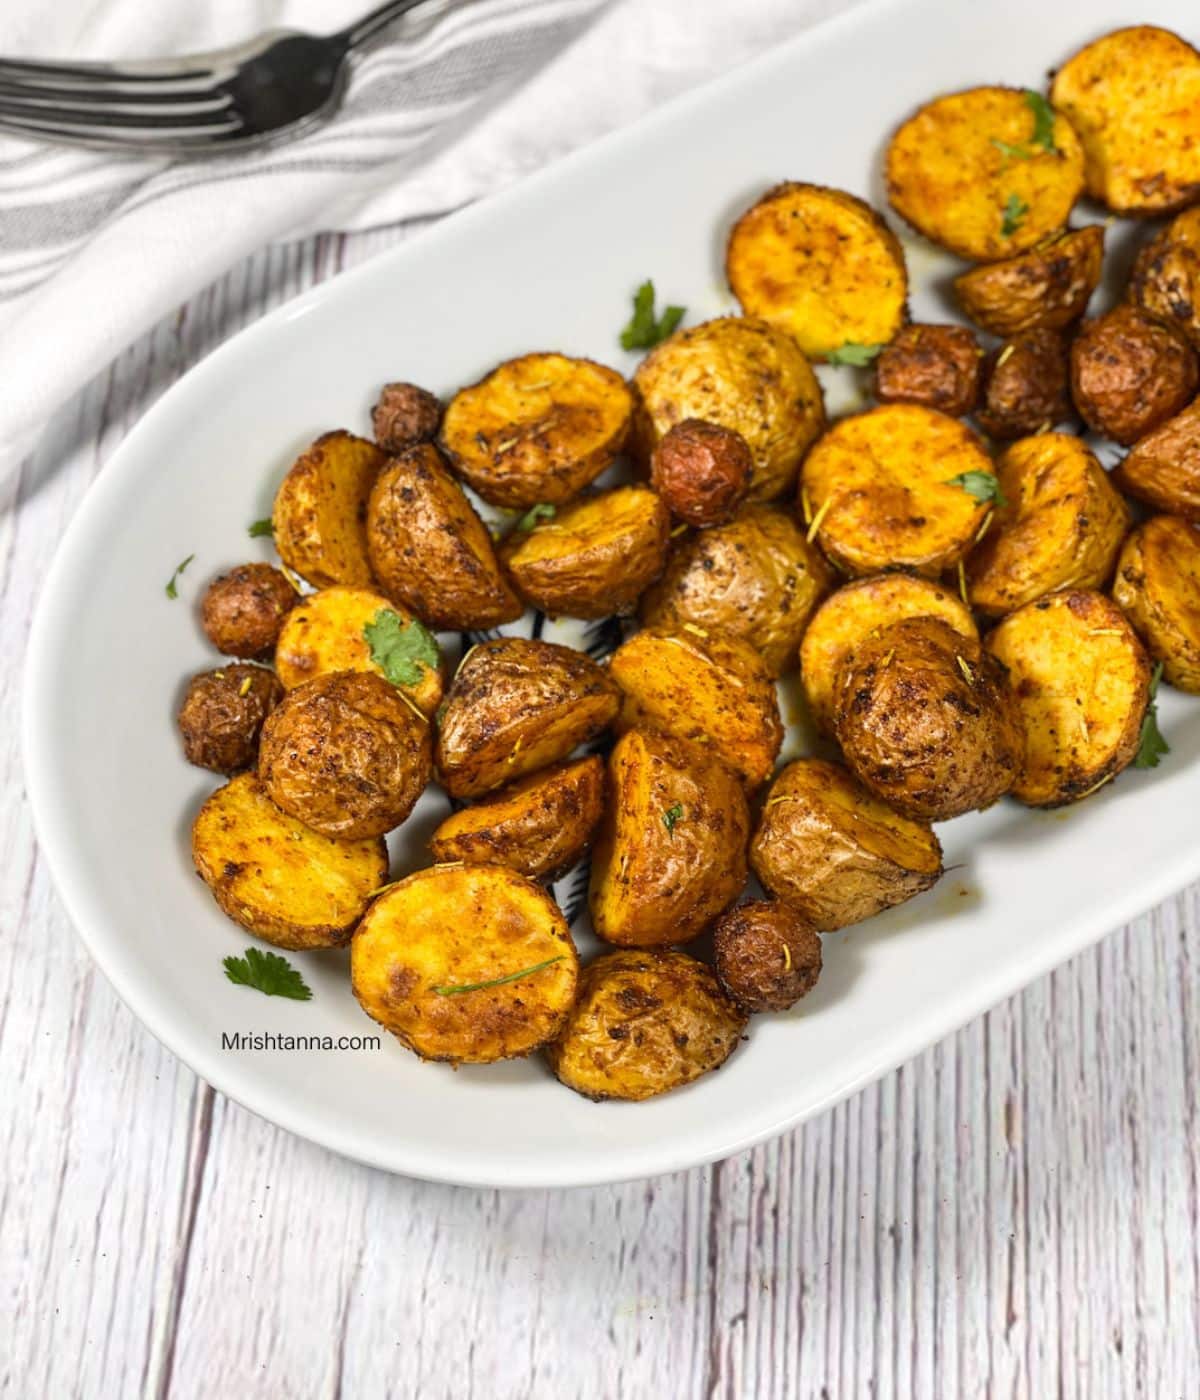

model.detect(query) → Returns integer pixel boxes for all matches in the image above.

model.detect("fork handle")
[337,0,436,51]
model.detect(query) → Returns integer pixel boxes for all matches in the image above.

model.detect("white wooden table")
[3,225,1199,1400]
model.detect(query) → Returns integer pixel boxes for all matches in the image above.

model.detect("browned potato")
[366,443,522,630]
[498,485,669,619]
[1112,398,1200,520]
[1071,304,1199,446]
[801,404,993,577]
[427,756,605,880]
[439,352,632,508]
[1051,26,1200,216]
[726,182,908,359]
[711,901,823,1013]
[272,430,385,588]
[436,638,619,799]
[835,617,1020,821]
[608,625,783,789]
[966,433,1130,618]
[544,949,746,1102]
[953,226,1105,337]
[986,590,1151,806]
[371,381,441,452]
[639,503,831,676]
[750,758,943,931]
[629,316,825,502]
[1112,515,1200,693]
[1130,208,1200,350]
[192,771,388,950]
[351,864,578,1064]
[589,729,750,947]
[873,324,982,417]
[201,563,296,660]
[177,664,283,774]
[976,329,1072,441]
[259,670,432,839]
[649,419,752,527]
[886,86,1085,260]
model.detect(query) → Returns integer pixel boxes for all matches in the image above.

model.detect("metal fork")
[0,1,433,156]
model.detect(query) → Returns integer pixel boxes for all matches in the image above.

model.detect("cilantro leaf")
[620,280,686,351]
[165,553,195,599]
[1024,90,1058,153]
[991,138,1031,162]
[1134,662,1170,769]
[515,502,556,532]
[662,802,684,836]
[944,471,1008,507]
[248,518,274,538]
[223,947,312,1001]
[363,608,440,689]
[826,342,884,367]
[1001,194,1030,238]
[433,955,565,997]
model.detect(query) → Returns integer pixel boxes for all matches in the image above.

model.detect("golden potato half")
[192,772,387,950]
[1131,207,1200,351]
[954,226,1104,337]
[272,430,385,589]
[351,864,578,1064]
[1113,398,1200,521]
[1112,515,1200,694]
[726,182,908,360]
[439,352,633,509]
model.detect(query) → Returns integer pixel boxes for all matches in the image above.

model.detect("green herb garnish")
[515,502,556,532]
[1024,90,1058,153]
[165,553,195,599]
[620,280,685,351]
[223,947,312,1001]
[248,517,274,538]
[944,471,1008,507]
[662,802,684,837]
[991,138,1032,162]
[826,342,885,368]
[363,608,440,689]
[1134,662,1170,769]
[433,955,565,997]
[1000,194,1030,238]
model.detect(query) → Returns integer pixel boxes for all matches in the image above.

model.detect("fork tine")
[0,80,232,113]
[0,56,216,92]
[0,103,242,141]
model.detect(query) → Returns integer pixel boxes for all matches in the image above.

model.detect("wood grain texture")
[2,224,1198,1400]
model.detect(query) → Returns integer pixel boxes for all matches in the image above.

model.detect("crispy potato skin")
[178,664,283,774]
[258,671,432,839]
[639,503,832,676]
[650,419,752,527]
[1112,398,1200,520]
[427,756,605,880]
[272,430,384,589]
[192,771,388,949]
[1051,25,1200,216]
[954,226,1105,336]
[351,864,578,1064]
[371,382,441,453]
[436,638,619,799]
[1112,515,1200,693]
[1070,305,1198,445]
[366,443,522,630]
[609,626,783,789]
[545,949,746,1102]
[836,618,1020,821]
[967,433,1130,618]
[499,485,669,619]
[439,352,632,508]
[886,85,1085,260]
[630,316,825,502]
[711,901,823,1013]
[873,324,982,418]
[726,182,908,359]
[976,329,1071,441]
[589,729,750,948]
[986,590,1151,806]
[201,563,296,660]
[1130,208,1200,350]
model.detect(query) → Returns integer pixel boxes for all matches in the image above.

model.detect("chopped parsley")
[944,471,1008,507]
[826,342,885,368]
[1134,662,1170,769]
[364,608,440,689]
[662,802,684,837]
[165,553,195,599]
[1024,90,1058,153]
[223,947,312,1001]
[247,517,274,538]
[620,280,685,351]
[515,502,556,532]
[1000,194,1030,238]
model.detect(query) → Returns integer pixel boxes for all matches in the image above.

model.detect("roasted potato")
[272,430,384,589]
[366,443,522,630]
[985,590,1151,806]
[438,352,632,508]
[258,670,432,839]
[750,758,943,931]
[351,864,578,1064]
[192,771,388,949]
[835,617,1020,821]
[427,755,605,880]
[544,949,746,1102]
[498,485,669,619]
[1112,515,1200,693]
[629,316,825,502]
[608,625,783,789]
[885,86,1085,260]
[436,638,619,799]
[953,226,1105,337]
[1070,305,1198,445]
[966,432,1130,618]
[639,503,832,676]
[1112,398,1200,520]
[1130,207,1200,351]
[801,404,993,577]
[371,381,441,453]
[649,419,752,527]
[725,182,908,360]
[711,901,823,1013]
[201,563,296,660]
[976,329,1072,441]
[589,729,750,947]
[873,324,982,418]
[1050,25,1200,216]
[177,664,283,774]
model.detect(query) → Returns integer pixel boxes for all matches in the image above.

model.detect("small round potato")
[371,381,441,452]
[544,949,746,1102]
[712,900,823,1013]
[1112,515,1200,693]
[272,430,385,589]
[976,329,1072,441]
[873,324,983,418]
[178,663,283,774]
[649,419,752,527]
[953,225,1105,337]
[1112,399,1200,521]
[258,670,433,839]
[1130,207,1200,351]
[1070,305,1198,446]
[201,562,296,660]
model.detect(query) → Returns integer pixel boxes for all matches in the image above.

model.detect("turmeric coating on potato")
[272,430,385,589]
[954,226,1104,337]
[711,900,823,1014]
[1130,208,1200,351]
[1112,398,1200,522]
[873,324,982,418]
[1112,516,1200,694]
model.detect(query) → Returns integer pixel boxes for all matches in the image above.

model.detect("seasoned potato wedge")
[953,226,1104,337]
[1112,397,1200,521]
[272,430,384,588]
[873,324,982,418]
[1070,305,1198,446]
[436,638,619,799]
[711,901,823,1013]
[427,756,605,879]
[192,771,387,950]
[438,352,632,508]
[751,759,942,931]
[726,182,908,360]
[589,729,750,947]
[630,316,825,502]
[351,864,578,1064]
[886,86,1085,260]
[366,443,522,631]
[545,949,746,1102]
[801,404,993,577]
[1112,515,1200,693]
[1130,207,1200,350]
[966,433,1130,618]
[609,625,783,789]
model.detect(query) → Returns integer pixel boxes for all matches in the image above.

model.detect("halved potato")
[351,864,578,1064]
[1112,515,1200,693]
[985,590,1151,806]
[954,226,1105,337]
[725,182,908,360]
[1130,207,1200,350]
[191,771,387,950]
[1112,398,1200,521]
[272,430,385,588]
[438,352,633,508]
